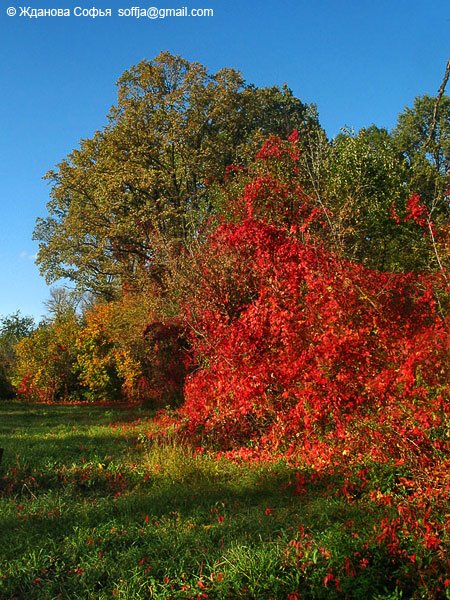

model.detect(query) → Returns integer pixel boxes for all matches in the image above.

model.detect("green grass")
[0,401,433,599]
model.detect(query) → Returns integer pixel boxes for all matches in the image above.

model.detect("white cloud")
[19,250,37,261]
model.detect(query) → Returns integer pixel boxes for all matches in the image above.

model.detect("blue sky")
[0,0,448,321]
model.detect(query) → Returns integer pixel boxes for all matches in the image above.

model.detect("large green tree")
[34,52,320,297]
[323,92,449,272]
[324,126,412,270]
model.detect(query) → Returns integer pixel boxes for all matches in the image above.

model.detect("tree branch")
[425,59,450,149]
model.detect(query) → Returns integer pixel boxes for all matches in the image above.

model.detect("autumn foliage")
[178,135,449,449]
[14,314,80,403]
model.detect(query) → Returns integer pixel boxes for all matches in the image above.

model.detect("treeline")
[1,52,448,411]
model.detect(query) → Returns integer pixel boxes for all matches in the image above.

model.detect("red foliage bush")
[182,216,448,447]
[179,135,449,453]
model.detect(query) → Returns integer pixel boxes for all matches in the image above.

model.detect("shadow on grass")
[0,400,154,471]
[0,460,386,600]
[0,459,355,560]
[0,399,150,429]
[0,401,348,517]
[0,402,399,600]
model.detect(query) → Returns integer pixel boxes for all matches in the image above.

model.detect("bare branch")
[425,59,450,149]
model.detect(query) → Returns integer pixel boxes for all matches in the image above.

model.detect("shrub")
[179,135,449,452]
[14,315,81,402]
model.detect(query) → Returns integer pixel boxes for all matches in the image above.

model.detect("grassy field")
[0,401,443,599]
